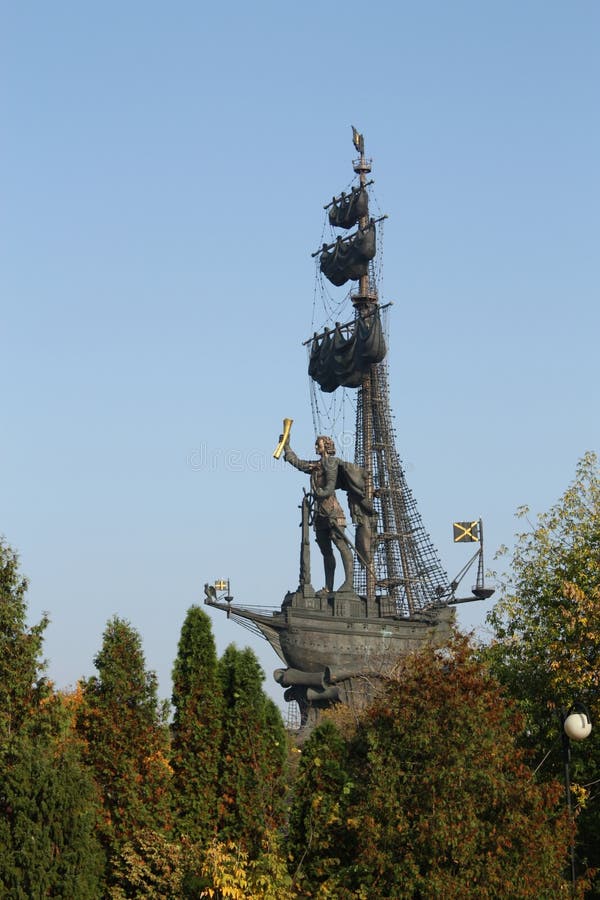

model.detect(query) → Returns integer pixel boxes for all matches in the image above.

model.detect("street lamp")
[563,706,592,742]
[561,702,592,896]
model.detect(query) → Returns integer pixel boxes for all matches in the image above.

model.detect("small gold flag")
[215,579,228,591]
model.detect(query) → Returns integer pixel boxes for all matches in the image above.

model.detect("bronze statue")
[283,435,354,594]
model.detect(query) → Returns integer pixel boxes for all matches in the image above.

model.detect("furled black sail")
[319,222,376,287]
[308,308,386,393]
[328,186,369,230]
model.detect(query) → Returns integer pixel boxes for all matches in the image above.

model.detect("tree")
[486,451,600,892]
[217,645,287,857]
[0,540,102,896]
[486,451,600,705]
[287,719,352,895]
[291,635,572,899]
[0,538,48,739]
[171,606,223,845]
[0,691,104,899]
[76,617,172,872]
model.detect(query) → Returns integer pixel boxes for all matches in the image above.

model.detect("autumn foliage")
[290,636,571,898]
[1,453,599,897]
[486,451,600,894]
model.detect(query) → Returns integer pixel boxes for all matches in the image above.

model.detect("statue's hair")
[317,435,336,455]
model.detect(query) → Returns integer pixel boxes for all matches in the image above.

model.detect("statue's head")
[315,435,336,456]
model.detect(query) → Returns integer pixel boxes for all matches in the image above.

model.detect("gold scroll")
[273,418,293,459]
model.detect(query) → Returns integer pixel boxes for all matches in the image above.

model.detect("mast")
[350,135,377,606]
[347,130,450,615]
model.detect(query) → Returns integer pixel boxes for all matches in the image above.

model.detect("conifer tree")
[287,719,352,892]
[217,645,287,857]
[171,605,223,845]
[0,693,104,898]
[0,538,48,738]
[76,617,172,868]
[261,694,289,828]
[0,540,103,897]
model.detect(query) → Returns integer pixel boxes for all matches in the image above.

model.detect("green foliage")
[261,694,288,820]
[217,645,287,857]
[486,451,600,706]
[0,692,104,899]
[485,451,600,892]
[171,606,223,845]
[108,828,190,899]
[76,616,172,869]
[288,719,352,892]
[0,539,102,897]
[0,538,49,739]
[291,635,571,899]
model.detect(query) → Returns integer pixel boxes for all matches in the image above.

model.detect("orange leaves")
[144,748,174,776]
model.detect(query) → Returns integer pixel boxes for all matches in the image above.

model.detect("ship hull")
[205,595,454,676]
[278,605,454,672]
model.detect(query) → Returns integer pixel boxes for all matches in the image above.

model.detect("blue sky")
[2,2,598,709]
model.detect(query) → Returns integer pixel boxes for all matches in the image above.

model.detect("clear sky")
[2,2,598,710]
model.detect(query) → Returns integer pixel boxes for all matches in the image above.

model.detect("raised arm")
[283,444,315,475]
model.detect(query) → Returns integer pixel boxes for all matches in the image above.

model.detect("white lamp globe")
[564,711,592,741]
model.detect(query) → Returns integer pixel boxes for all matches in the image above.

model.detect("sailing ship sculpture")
[205,130,488,728]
